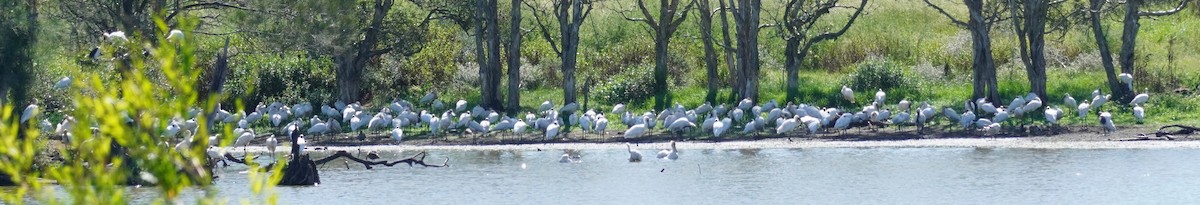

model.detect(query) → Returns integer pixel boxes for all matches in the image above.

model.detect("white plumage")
[1133,105,1145,123]
[841,85,855,103]
[20,104,39,123]
[626,143,642,162]
[656,141,678,160]
[545,122,560,140]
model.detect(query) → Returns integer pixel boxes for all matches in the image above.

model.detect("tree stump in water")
[0,173,14,186]
[278,154,321,186]
[223,130,449,186]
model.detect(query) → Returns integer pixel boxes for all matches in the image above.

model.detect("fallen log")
[312,150,449,169]
[1154,125,1200,137]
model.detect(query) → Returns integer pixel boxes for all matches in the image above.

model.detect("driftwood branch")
[312,151,449,169]
[1115,125,1200,141]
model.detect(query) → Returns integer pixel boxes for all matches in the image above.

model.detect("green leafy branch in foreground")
[1,16,283,205]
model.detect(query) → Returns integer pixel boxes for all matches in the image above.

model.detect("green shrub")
[229,54,336,105]
[845,58,912,92]
[595,63,655,105]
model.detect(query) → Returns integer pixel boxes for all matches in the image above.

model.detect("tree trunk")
[507,0,523,115]
[1010,0,1049,100]
[484,0,505,111]
[334,54,365,103]
[1115,0,1141,103]
[1088,0,1122,104]
[783,38,801,101]
[653,34,671,110]
[475,0,489,105]
[719,0,740,103]
[733,0,761,101]
[966,0,999,103]
[698,0,720,104]
[335,0,393,103]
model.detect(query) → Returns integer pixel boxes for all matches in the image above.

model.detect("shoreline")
[244,125,1198,151]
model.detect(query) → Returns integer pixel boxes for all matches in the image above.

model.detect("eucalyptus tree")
[245,0,432,103]
[1087,0,1190,103]
[623,0,695,109]
[525,0,596,105]
[924,0,1008,103]
[777,0,867,101]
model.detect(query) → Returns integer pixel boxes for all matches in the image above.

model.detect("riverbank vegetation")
[2,0,1198,204]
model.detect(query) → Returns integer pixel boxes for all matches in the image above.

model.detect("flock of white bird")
[19,30,1154,164]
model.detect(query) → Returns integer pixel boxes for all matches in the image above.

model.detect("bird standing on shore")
[265,135,278,160]
[1099,111,1115,134]
[842,86,855,104]
[1133,105,1145,123]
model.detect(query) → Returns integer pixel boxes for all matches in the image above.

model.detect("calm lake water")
[38,147,1200,204]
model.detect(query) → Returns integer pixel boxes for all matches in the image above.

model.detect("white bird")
[594,115,609,134]
[559,153,573,163]
[625,117,649,139]
[104,31,128,42]
[561,102,579,113]
[513,119,527,134]
[1092,94,1110,110]
[20,104,39,123]
[166,29,184,42]
[164,123,180,138]
[297,135,307,151]
[55,77,71,90]
[841,85,855,103]
[420,91,438,104]
[307,122,329,134]
[545,122,560,140]
[977,100,997,114]
[342,106,358,123]
[943,107,961,122]
[713,118,730,137]
[234,129,255,153]
[1063,93,1077,109]
[1099,111,1116,134]
[455,100,468,113]
[1130,91,1149,106]
[38,119,54,133]
[960,111,976,129]
[1077,100,1091,118]
[1007,97,1026,114]
[1021,98,1043,115]
[833,113,853,132]
[391,128,404,144]
[1133,105,1145,123]
[349,114,365,131]
[738,98,754,111]
[265,135,278,159]
[1118,73,1134,90]
[1044,106,1061,124]
[667,118,696,132]
[988,109,1008,123]
[656,141,678,160]
[612,104,626,115]
[892,111,911,125]
[626,143,642,162]
[743,119,760,134]
[874,89,887,105]
[539,101,554,112]
[775,116,800,134]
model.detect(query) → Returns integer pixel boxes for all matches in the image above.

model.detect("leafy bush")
[595,63,655,105]
[229,54,336,106]
[845,58,912,92]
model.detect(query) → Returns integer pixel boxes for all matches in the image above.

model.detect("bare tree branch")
[923,0,969,27]
[1139,0,1190,16]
